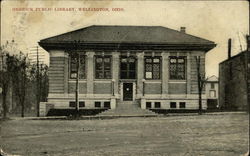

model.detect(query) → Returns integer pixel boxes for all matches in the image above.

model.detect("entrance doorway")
[123,83,133,101]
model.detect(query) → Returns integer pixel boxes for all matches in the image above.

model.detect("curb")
[3,111,247,120]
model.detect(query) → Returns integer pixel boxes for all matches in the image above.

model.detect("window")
[120,57,136,79]
[69,101,75,107]
[155,102,161,108]
[209,90,216,98]
[69,101,85,107]
[169,56,186,80]
[95,56,112,79]
[70,54,85,79]
[211,83,215,89]
[145,57,161,79]
[104,102,111,108]
[179,102,186,108]
[146,102,152,109]
[79,102,85,107]
[95,102,101,108]
[170,102,176,108]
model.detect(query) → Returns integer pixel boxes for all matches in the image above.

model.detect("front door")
[123,83,133,101]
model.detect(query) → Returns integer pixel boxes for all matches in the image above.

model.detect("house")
[205,75,219,110]
[219,51,248,111]
[38,25,216,116]
[28,46,49,65]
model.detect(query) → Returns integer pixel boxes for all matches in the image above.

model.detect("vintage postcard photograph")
[0,0,249,155]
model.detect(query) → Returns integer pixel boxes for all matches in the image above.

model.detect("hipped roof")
[39,25,216,51]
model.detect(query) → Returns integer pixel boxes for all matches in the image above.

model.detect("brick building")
[219,51,248,111]
[38,25,216,116]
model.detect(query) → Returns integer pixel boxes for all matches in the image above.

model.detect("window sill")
[169,80,187,83]
[145,79,161,81]
[94,79,112,82]
[144,80,162,83]
[68,79,87,82]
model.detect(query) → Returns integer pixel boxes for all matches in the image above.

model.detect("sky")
[1,0,249,77]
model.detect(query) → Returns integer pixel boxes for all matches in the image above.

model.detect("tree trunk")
[1,81,8,118]
[196,56,203,115]
[198,87,202,115]
[75,53,80,117]
[2,91,8,119]
[22,72,26,118]
[21,100,24,117]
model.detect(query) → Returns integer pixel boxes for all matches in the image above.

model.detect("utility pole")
[36,46,40,117]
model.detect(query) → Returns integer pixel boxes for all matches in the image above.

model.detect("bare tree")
[7,52,29,117]
[66,40,82,118]
[29,63,49,105]
[0,47,10,118]
[195,56,207,115]
[71,40,81,117]
[39,64,49,102]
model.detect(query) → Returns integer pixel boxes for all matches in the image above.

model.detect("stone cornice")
[39,42,216,53]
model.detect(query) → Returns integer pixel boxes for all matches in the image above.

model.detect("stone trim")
[161,52,169,95]
[136,52,144,97]
[86,52,94,96]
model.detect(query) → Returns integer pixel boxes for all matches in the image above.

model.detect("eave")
[38,42,216,52]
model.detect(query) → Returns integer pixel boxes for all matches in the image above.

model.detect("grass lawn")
[0,113,249,156]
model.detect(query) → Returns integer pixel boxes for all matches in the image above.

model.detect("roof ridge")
[91,25,162,27]
[40,25,174,41]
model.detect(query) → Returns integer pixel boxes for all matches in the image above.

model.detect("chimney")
[180,27,186,33]
[228,38,231,59]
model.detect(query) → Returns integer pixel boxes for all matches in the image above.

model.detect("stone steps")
[98,101,156,116]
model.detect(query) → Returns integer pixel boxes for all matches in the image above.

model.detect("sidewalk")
[7,111,247,120]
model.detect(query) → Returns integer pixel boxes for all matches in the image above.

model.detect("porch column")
[187,52,191,94]
[86,51,94,97]
[162,52,169,96]
[137,52,144,98]
[112,52,119,97]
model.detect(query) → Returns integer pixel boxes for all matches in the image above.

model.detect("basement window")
[69,101,75,107]
[155,102,161,108]
[95,102,101,108]
[69,101,85,107]
[146,102,152,109]
[170,102,176,108]
[104,102,111,108]
[179,102,186,108]
[79,102,85,107]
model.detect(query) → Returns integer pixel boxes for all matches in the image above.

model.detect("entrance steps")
[97,101,157,116]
